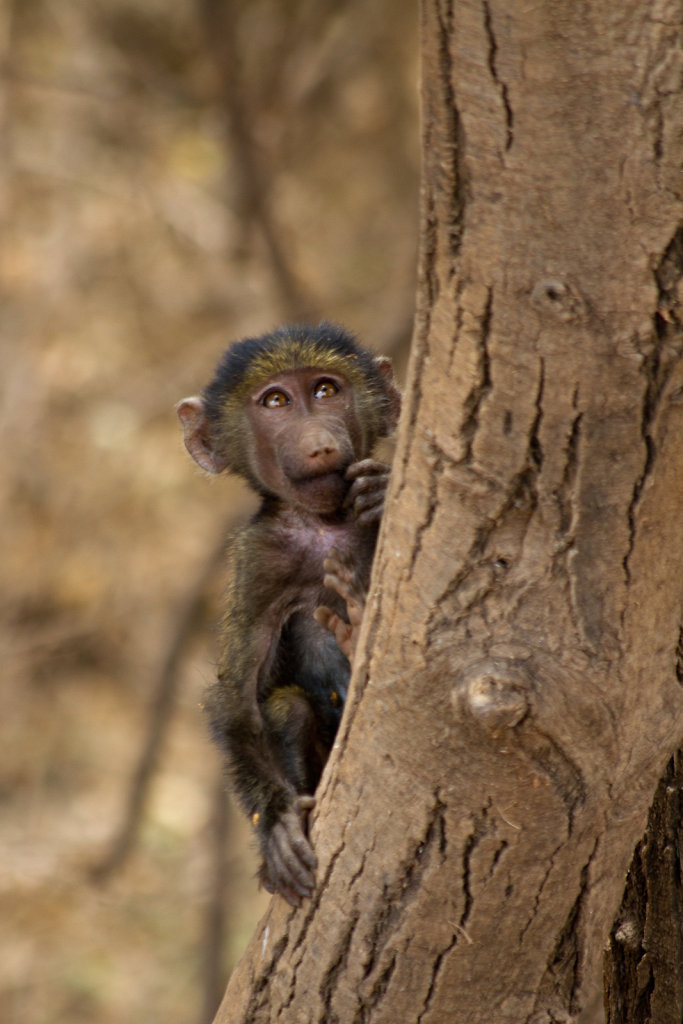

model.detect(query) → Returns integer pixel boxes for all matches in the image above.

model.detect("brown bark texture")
[604,751,683,1024]
[213,2,683,1022]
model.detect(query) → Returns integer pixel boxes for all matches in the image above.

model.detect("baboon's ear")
[374,356,402,434]
[177,397,229,474]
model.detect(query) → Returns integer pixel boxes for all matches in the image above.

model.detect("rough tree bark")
[213,2,683,1021]
[604,751,683,1023]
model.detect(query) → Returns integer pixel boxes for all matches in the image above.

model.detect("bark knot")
[456,658,532,732]
[531,279,586,322]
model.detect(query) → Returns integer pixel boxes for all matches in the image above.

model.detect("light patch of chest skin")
[284,515,359,563]
[272,505,372,614]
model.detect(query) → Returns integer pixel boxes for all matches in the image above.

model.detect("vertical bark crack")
[518,841,567,945]
[529,357,545,470]
[242,933,288,1021]
[461,286,493,457]
[623,226,683,588]
[622,420,656,589]
[357,798,447,1002]
[425,460,539,642]
[482,0,514,151]
[417,804,496,1023]
[555,390,582,539]
[351,956,397,1024]
[283,809,361,1010]
[525,838,600,1023]
[435,0,466,270]
[407,444,443,581]
[421,186,439,314]
[319,913,361,1024]
[416,938,459,1024]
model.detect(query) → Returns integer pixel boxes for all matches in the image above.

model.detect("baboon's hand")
[345,459,391,526]
[315,548,365,661]
[260,795,317,907]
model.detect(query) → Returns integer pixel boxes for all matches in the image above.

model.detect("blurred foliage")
[0,1,418,1022]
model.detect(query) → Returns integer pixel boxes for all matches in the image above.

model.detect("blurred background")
[0,1,418,1022]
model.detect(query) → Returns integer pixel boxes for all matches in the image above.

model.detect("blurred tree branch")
[92,519,231,883]
[197,0,314,322]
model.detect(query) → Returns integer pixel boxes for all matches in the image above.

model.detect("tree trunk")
[604,751,683,1024]
[213,2,683,1021]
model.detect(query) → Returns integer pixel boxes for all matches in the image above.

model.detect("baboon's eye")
[262,390,290,408]
[313,379,340,400]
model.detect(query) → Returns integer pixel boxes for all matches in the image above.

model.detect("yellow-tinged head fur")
[233,336,367,402]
